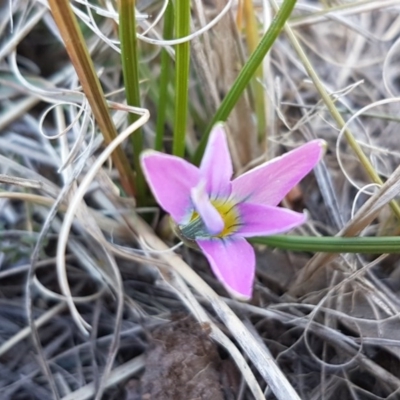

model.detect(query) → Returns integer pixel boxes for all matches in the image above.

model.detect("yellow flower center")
[211,199,240,237]
[183,198,240,239]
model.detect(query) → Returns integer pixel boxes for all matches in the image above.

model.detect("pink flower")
[140,125,325,299]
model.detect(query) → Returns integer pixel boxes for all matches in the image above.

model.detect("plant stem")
[173,0,191,157]
[250,235,400,253]
[119,0,146,204]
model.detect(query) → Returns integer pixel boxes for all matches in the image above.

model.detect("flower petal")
[236,203,306,237]
[232,140,326,206]
[197,237,255,300]
[141,151,199,224]
[200,123,233,197]
[191,181,224,235]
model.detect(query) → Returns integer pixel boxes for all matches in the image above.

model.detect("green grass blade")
[250,235,400,253]
[119,0,146,204]
[173,0,191,157]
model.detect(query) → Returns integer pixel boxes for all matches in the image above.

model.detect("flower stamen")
[211,199,240,237]
[180,198,241,240]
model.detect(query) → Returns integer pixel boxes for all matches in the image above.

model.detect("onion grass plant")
[3,0,400,399]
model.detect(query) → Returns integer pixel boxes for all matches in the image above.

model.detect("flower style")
[140,125,325,299]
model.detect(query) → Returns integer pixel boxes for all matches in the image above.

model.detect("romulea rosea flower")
[140,124,325,299]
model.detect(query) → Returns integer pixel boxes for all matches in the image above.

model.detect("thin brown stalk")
[47,0,137,197]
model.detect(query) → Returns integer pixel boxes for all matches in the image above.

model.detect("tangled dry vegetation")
[2,0,400,399]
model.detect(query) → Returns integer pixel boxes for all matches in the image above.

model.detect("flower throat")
[180,199,240,240]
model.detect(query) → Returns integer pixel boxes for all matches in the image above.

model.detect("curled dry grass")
[2,0,400,399]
